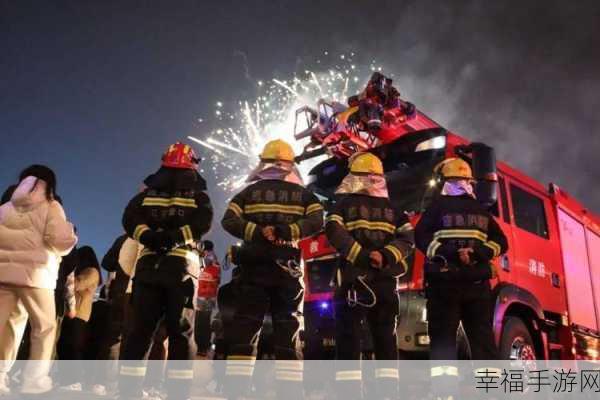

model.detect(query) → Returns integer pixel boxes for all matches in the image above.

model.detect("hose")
[276,259,303,279]
[346,275,377,308]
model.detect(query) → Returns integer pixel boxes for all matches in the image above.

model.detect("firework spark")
[273,79,300,97]
[189,53,384,192]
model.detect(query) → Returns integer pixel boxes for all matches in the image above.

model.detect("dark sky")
[1,0,599,263]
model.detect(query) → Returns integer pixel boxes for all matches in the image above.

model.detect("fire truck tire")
[499,317,538,360]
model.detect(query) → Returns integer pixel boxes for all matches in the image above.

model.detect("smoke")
[233,50,253,82]
[361,0,600,213]
[191,1,600,264]
[204,0,600,262]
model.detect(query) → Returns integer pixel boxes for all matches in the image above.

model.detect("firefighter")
[221,139,324,399]
[347,72,415,137]
[414,158,507,398]
[325,152,414,400]
[119,143,213,400]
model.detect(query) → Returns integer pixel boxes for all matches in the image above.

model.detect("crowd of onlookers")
[0,165,222,396]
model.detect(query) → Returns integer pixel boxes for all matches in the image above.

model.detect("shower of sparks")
[273,79,300,97]
[189,53,386,191]
[206,137,248,156]
[310,72,324,97]
[188,136,225,156]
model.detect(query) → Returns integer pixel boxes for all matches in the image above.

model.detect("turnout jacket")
[122,169,213,284]
[325,193,414,282]
[221,179,324,264]
[415,194,508,282]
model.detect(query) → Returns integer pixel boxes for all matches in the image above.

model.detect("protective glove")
[139,230,175,253]
[369,251,385,269]
[263,225,277,242]
[425,256,461,282]
[472,243,494,263]
[154,231,176,253]
[458,248,475,266]
[433,243,460,265]
[139,230,162,252]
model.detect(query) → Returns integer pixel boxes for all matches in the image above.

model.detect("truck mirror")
[456,143,498,208]
[471,142,498,208]
[478,180,498,210]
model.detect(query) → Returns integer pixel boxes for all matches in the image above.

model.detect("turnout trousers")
[426,281,498,400]
[119,276,196,400]
[224,265,304,399]
[426,280,497,360]
[334,278,399,400]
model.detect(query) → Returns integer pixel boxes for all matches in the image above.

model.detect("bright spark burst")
[189,53,385,192]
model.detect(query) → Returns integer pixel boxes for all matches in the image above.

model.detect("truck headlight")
[416,334,430,346]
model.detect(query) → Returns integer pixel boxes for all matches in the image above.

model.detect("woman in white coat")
[0,165,77,394]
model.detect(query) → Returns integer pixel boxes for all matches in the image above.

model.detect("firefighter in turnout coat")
[325,152,414,400]
[414,157,508,399]
[221,139,324,398]
[119,143,213,400]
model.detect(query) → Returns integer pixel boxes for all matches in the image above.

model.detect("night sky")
[1,0,599,266]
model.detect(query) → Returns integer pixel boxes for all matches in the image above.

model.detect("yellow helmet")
[349,152,384,175]
[260,139,295,162]
[435,157,473,180]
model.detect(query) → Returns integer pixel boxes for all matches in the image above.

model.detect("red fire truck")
[295,98,600,360]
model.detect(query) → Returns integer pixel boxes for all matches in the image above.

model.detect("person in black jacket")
[325,152,413,400]
[221,139,323,399]
[84,234,131,395]
[56,245,101,391]
[415,157,508,364]
[118,143,213,400]
[96,234,129,362]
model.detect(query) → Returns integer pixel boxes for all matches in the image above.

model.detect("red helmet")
[161,142,199,169]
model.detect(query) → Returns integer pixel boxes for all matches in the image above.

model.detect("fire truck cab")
[298,122,600,360]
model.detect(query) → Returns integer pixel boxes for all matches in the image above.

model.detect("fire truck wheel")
[499,317,537,360]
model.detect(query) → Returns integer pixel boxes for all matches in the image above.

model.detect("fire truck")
[294,97,600,361]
